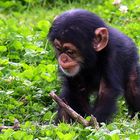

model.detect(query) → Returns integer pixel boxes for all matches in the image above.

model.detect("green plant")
[0,0,140,139]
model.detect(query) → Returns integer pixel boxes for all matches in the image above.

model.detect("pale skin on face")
[54,39,81,77]
[53,27,108,77]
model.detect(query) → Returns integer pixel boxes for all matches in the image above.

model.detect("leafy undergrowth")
[0,0,140,139]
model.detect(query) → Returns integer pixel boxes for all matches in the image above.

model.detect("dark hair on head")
[48,9,106,48]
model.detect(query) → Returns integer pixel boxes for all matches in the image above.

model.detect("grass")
[0,0,140,139]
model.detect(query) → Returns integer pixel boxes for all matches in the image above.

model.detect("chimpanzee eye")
[66,49,74,55]
[55,46,61,51]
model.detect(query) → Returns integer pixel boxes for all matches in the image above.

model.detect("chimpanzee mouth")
[59,65,80,77]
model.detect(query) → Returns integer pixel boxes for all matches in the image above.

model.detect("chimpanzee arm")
[93,79,121,123]
[56,79,92,123]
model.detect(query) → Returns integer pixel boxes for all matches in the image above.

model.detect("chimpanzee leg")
[125,65,140,117]
[56,88,92,123]
[93,79,120,123]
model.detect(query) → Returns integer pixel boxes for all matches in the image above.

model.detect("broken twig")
[0,119,20,131]
[50,91,99,129]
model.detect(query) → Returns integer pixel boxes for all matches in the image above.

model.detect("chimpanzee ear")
[93,27,109,52]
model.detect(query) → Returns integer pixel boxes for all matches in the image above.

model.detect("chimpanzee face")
[49,10,109,77]
[53,39,83,77]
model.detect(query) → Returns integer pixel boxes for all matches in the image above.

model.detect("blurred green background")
[0,0,140,139]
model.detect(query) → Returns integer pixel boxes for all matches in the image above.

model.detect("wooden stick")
[0,119,20,131]
[50,91,99,129]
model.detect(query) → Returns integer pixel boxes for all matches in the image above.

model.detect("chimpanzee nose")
[61,54,68,63]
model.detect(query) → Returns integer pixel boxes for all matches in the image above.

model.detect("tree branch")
[50,91,99,129]
[0,119,20,131]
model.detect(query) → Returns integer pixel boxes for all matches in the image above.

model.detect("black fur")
[48,9,140,123]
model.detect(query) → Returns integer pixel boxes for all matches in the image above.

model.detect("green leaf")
[46,64,56,73]
[0,46,7,52]
[37,20,51,32]
[23,135,33,140]
[12,41,23,50]
[43,111,52,121]
[56,131,64,139]
[111,134,120,140]
[12,131,26,140]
